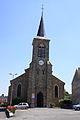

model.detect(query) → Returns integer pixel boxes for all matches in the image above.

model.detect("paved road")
[0,108,80,120]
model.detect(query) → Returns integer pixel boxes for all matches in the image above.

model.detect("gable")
[52,75,65,85]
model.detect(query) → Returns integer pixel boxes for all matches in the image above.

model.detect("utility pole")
[9,73,17,105]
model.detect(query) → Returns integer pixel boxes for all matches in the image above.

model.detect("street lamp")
[9,73,17,105]
[9,73,17,79]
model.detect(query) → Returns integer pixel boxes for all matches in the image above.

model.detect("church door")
[37,92,44,107]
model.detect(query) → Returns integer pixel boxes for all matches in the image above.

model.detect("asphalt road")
[0,108,80,120]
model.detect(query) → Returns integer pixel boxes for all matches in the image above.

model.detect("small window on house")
[17,84,21,97]
[55,85,59,98]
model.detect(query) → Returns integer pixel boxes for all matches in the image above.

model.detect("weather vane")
[42,4,44,11]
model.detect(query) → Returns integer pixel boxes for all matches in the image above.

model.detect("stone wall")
[72,68,80,104]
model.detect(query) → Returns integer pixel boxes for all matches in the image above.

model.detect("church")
[8,11,65,107]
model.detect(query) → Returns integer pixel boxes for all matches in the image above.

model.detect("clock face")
[38,60,44,65]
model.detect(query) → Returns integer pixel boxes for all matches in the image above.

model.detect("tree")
[64,90,72,100]
[12,98,23,105]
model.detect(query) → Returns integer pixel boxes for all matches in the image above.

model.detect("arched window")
[17,84,21,97]
[38,44,45,57]
[55,85,59,98]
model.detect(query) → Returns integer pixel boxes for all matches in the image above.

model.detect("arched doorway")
[37,92,44,107]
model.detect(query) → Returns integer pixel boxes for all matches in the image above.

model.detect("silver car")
[73,104,80,110]
[14,102,29,109]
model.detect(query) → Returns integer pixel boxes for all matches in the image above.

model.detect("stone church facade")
[72,68,80,104]
[8,12,65,107]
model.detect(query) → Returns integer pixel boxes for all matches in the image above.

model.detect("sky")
[0,0,80,96]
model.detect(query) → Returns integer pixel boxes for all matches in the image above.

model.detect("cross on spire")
[41,4,44,16]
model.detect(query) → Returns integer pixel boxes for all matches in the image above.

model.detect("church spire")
[37,5,45,37]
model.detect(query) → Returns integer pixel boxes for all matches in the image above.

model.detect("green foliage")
[64,90,72,100]
[59,99,72,109]
[12,98,23,105]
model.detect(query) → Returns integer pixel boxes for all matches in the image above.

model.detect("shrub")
[59,99,72,109]
[12,98,23,105]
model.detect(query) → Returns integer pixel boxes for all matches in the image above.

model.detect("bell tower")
[28,10,53,107]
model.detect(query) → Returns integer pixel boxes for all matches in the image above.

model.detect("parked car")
[14,102,29,109]
[0,104,7,111]
[73,104,80,110]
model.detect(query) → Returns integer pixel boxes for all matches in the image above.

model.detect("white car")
[73,104,80,110]
[14,102,29,109]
